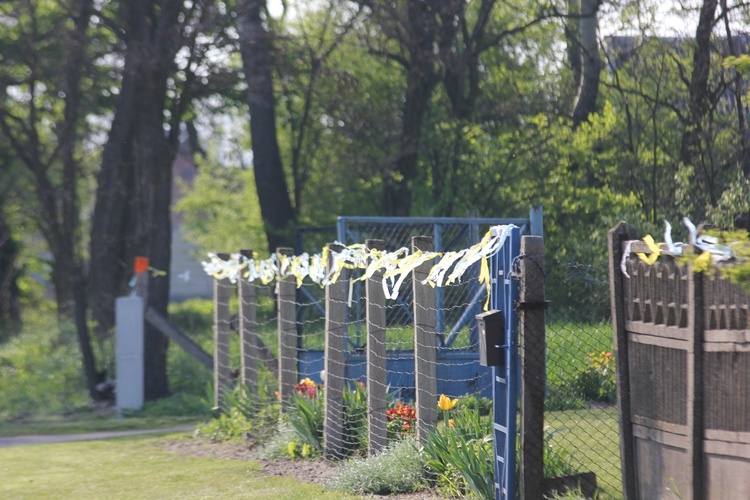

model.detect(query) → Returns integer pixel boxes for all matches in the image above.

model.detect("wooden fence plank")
[324,243,347,460]
[687,267,705,500]
[365,239,388,456]
[519,235,546,500]
[238,249,259,393]
[608,223,637,499]
[145,307,212,369]
[213,252,232,409]
[277,247,297,406]
[412,236,437,443]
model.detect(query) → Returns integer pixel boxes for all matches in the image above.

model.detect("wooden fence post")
[213,252,232,409]
[277,247,297,406]
[687,263,705,499]
[324,243,347,459]
[412,236,438,442]
[519,236,546,500]
[608,223,637,499]
[365,239,388,456]
[238,250,258,394]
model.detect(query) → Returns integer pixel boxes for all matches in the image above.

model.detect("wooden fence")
[609,222,750,500]
[212,235,552,497]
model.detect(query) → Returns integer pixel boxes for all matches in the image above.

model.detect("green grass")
[0,431,357,499]
[545,407,622,500]
[0,416,203,438]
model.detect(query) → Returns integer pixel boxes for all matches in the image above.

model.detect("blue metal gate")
[336,210,541,347]
[489,225,521,500]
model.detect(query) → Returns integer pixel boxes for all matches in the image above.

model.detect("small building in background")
[169,139,214,301]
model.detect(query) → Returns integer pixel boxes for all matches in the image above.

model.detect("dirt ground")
[163,436,440,499]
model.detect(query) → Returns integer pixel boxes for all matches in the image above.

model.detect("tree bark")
[90,0,183,400]
[566,0,582,95]
[678,0,719,172]
[237,0,296,252]
[0,205,20,327]
[571,0,602,127]
[382,0,442,216]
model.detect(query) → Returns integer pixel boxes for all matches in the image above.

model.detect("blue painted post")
[490,226,520,500]
[529,206,543,237]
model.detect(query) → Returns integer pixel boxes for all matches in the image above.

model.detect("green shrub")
[327,439,426,495]
[573,351,616,403]
[0,316,88,421]
[285,381,325,458]
[258,421,298,460]
[421,405,494,499]
[197,370,280,445]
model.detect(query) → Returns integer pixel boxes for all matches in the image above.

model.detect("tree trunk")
[571,0,602,127]
[237,0,296,252]
[0,206,20,327]
[566,0,582,93]
[383,0,440,216]
[678,0,719,171]
[90,0,182,400]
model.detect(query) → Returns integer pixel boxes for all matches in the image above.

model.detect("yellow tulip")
[438,394,458,411]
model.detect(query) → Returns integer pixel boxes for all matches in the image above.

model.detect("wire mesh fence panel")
[544,264,622,499]
[338,218,525,334]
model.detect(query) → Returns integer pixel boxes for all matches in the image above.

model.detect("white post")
[116,295,144,415]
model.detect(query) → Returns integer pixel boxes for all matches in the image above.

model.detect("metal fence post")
[324,243,347,459]
[412,236,438,442]
[277,247,297,406]
[490,226,521,500]
[238,249,258,394]
[365,239,388,456]
[519,236,546,500]
[213,252,232,409]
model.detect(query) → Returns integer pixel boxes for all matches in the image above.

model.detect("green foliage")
[573,352,617,404]
[545,321,615,411]
[286,386,325,458]
[174,159,268,258]
[0,316,88,422]
[543,428,583,478]
[421,406,494,499]
[327,439,427,495]
[197,372,280,445]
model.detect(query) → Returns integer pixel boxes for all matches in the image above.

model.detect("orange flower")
[449,418,455,428]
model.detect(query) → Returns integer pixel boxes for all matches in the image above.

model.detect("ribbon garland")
[201,224,519,306]
[620,217,736,278]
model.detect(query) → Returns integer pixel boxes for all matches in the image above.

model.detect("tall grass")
[0,316,89,421]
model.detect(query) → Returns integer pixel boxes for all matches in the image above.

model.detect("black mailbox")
[476,310,505,367]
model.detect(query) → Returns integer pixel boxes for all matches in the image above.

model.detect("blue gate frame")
[336,208,542,347]
[489,225,521,500]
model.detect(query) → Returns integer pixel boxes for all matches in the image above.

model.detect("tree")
[571,0,602,126]
[236,0,297,252]
[0,0,102,397]
[90,0,233,399]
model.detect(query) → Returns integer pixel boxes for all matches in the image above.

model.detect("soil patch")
[163,435,440,499]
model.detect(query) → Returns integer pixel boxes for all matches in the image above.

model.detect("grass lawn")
[0,431,356,499]
[0,416,204,438]
[546,407,623,500]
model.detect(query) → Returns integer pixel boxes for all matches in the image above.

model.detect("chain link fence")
[543,263,622,499]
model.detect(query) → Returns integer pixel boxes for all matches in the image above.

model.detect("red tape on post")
[134,256,149,275]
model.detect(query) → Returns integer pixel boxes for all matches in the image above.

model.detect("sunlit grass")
[545,407,622,499]
[0,432,356,499]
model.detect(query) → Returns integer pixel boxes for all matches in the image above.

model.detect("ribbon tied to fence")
[201,224,518,308]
